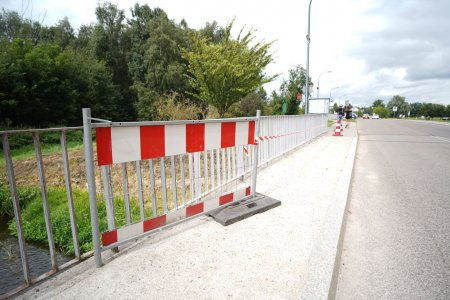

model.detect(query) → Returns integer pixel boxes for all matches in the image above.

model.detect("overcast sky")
[3,0,450,107]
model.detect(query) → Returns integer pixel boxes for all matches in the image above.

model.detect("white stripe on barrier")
[205,123,221,150]
[165,124,186,156]
[111,127,140,164]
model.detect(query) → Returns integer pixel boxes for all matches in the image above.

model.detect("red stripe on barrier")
[219,193,234,205]
[140,125,165,159]
[96,127,113,166]
[186,202,204,217]
[245,187,251,196]
[102,229,117,246]
[143,215,167,232]
[186,123,205,153]
[248,121,256,145]
[221,122,236,148]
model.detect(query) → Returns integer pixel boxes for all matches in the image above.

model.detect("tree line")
[0,2,312,128]
[360,96,450,118]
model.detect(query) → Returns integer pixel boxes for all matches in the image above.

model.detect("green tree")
[181,21,275,117]
[128,4,192,120]
[387,95,409,117]
[372,99,385,108]
[409,102,422,117]
[228,87,267,117]
[0,38,121,126]
[373,106,389,118]
[92,1,135,120]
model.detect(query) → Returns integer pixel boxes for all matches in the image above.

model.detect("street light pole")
[317,70,331,98]
[305,0,313,114]
[329,86,340,104]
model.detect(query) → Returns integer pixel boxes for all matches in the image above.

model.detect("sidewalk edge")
[327,136,358,300]
[299,135,358,300]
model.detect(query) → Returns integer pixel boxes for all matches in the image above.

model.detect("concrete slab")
[208,193,281,226]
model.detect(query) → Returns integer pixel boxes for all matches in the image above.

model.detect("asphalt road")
[335,119,450,299]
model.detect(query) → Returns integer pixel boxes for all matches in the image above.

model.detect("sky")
[2,0,450,107]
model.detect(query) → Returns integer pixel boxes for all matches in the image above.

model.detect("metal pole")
[82,108,102,267]
[33,132,57,271]
[2,133,31,284]
[251,110,261,197]
[317,71,332,98]
[305,0,313,114]
[60,131,80,258]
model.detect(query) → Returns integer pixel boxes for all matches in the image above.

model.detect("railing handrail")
[0,126,83,135]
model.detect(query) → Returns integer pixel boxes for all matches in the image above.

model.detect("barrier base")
[208,193,281,226]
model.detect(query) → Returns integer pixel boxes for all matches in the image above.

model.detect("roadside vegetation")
[353,96,450,119]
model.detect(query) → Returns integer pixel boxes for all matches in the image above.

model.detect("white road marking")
[431,135,450,143]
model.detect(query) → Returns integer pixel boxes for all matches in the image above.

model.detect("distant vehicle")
[443,117,449,120]
[372,114,380,119]
[363,114,370,119]
[352,113,357,119]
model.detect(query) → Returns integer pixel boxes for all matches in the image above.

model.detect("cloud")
[351,0,450,81]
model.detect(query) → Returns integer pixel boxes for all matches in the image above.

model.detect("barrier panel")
[82,108,261,267]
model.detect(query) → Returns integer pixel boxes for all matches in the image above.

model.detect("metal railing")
[0,111,327,297]
[0,126,89,299]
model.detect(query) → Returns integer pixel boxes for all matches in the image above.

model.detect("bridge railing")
[1,110,327,296]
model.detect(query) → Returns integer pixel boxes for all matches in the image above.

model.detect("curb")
[299,134,359,300]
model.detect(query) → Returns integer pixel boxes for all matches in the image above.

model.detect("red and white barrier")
[102,186,251,246]
[96,121,256,166]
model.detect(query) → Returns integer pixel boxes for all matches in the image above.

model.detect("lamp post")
[317,71,331,98]
[329,86,340,104]
[305,0,313,114]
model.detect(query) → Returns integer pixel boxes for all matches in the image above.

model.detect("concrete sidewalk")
[19,124,357,300]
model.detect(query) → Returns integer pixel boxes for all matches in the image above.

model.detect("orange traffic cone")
[333,121,343,136]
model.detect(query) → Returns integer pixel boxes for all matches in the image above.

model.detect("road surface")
[335,119,450,299]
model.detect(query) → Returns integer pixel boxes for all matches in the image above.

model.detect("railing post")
[82,108,103,267]
[60,131,80,259]
[2,133,31,284]
[32,132,57,271]
[251,110,261,197]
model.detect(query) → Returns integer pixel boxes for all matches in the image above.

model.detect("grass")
[6,187,150,256]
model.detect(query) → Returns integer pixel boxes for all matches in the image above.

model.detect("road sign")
[393,106,398,112]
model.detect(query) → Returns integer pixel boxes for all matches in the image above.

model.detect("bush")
[0,185,40,217]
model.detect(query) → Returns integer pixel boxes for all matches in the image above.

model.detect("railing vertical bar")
[209,149,215,191]
[233,147,237,178]
[204,150,209,194]
[179,155,186,206]
[82,108,102,267]
[101,165,116,230]
[221,149,226,185]
[2,133,31,283]
[160,157,168,213]
[60,131,80,258]
[216,149,221,188]
[170,156,178,209]
[194,152,201,199]
[32,132,57,271]
[135,160,145,220]
[251,110,261,197]
[227,148,232,183]
[188,153,194,202]
[148,159,157,217]
[121,163,132,224]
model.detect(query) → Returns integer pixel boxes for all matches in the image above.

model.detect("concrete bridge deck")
[18,125,357,300]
